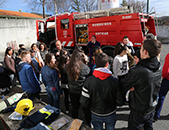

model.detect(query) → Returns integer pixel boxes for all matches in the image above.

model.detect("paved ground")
[1,44,169,129]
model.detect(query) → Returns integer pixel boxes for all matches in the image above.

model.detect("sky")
[0,0,169,16]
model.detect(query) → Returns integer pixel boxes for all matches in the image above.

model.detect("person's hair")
[113,42,127,57]
[30,49,35,53]
[18,48,26,55]
[45,53,60,77]
[19,44,24,48]
[146,33,155,40]
[92,35,96,38]
[123,36,129,40]
[93,46,103,56]
[143,39,161,58]
[55,40,61,44]
[31,43,37,50]
[39,43,48,51]
[66,49,85,81]
[134,49,141,60]
[5,47,13,56]
[58,50,69,74]
[20,50,30,59]
[95,53,109,68]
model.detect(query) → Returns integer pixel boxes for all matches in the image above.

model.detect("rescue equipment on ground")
[15,98,35,116]
[19,104,61,129]
[0,92,26,113]
[68,119,83,130]
[49,117,69,129]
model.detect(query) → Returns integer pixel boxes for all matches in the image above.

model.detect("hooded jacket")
[68,64,90,94]
[17,62,40,94]
[121,57,162,113]
[80,68,124,116]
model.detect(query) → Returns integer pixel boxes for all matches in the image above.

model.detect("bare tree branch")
[121,0,146,13]
[0,0,8,8]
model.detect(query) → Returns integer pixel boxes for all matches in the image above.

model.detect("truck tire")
[102,46,115,57]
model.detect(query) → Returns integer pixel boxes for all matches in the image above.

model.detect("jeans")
[128,110,155,130]
[91,112,116,130]
[9,74,16,87]
[46,86,60,108]
[154,78,169,119]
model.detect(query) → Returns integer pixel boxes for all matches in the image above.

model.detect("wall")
[0,18,39,56]
[156,26,169,43]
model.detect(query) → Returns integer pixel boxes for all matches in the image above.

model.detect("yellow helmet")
[15,99,35,116]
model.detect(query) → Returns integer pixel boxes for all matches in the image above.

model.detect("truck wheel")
[102,46,114,57]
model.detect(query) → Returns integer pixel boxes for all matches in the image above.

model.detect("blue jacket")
[41,65,62,95]
[17,62,40,94]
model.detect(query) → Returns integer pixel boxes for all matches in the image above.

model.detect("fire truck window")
[61,19,69,29]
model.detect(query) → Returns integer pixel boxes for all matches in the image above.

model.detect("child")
[30,50,42,81]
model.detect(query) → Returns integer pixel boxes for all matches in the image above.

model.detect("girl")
[4,47,16,87]
[41,53,62,108]
[113,42,129,80]
[31,43,44,66]
[66,49,91,126]
[39,43,48,62]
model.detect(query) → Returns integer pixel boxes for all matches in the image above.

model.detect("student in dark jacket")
[120,39,162,130]
[66,49,91,126]
[58,49,70,113]
[80,52,124,130]
[53,40,70,61]
[87,35,100,56]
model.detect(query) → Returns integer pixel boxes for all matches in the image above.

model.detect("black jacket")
[121,57,162,113]
[80,68,124,116]
[68,64,90,94]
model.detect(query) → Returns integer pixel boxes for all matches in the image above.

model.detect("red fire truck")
[36,6,156,56]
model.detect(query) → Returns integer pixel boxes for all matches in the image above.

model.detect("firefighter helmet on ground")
[15,99,34,116]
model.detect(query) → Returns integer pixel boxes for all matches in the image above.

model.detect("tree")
[23,0,49,18]
[81,0,98,12]
[70,0,97,12]
[48,0,97,14]
[46,0,72,14]
[120,0,128,7]
[0,0,8,7]
[24,0,98,17]
[121,0,146,13]
[71,0,81,12]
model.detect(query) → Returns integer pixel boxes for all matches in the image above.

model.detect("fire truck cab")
[36,6,156,56]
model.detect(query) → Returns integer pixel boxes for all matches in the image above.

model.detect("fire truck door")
[58,17,74,47]
[36,20,46,43]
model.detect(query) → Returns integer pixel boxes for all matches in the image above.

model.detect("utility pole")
[43,0,45,19]
[54,0,57,15]
[147,0,149,14]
